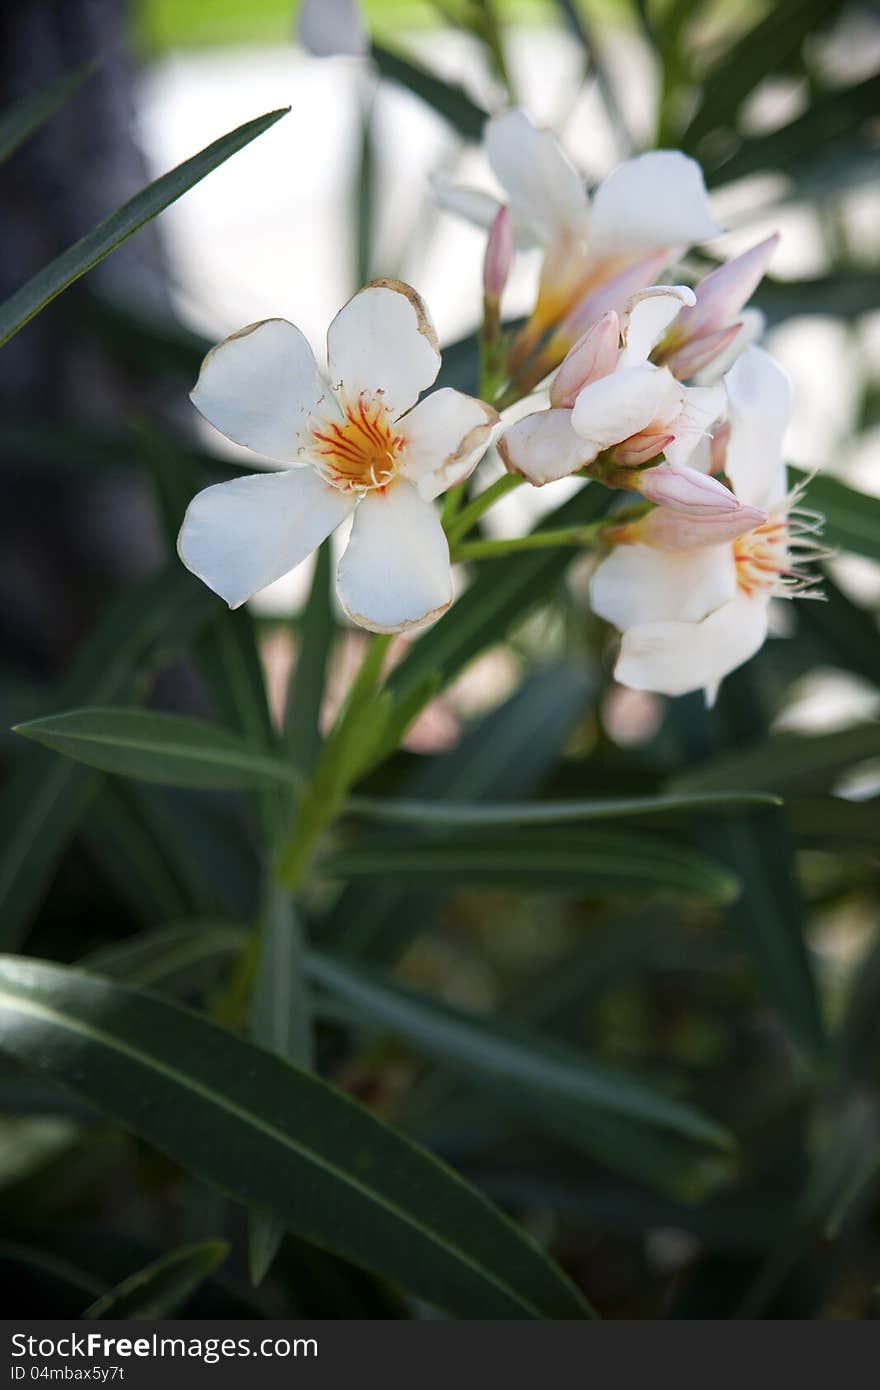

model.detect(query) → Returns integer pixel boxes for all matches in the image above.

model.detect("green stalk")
[275,633,392,888]
[453,521,610,563]
[444,472,524,546]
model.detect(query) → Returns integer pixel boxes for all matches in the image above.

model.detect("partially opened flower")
[499,288,728,501]
[652,234,779,380]
[179,281,498,633]
[298,0,368,57]
[433,109,722,368]
[591,345,825,702]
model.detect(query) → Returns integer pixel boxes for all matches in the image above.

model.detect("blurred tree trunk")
[0,0,169,677]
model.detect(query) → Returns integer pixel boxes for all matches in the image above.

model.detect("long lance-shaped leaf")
[13,708,300,792]
[346,789,781,827]
[83,1241,228,1320]
[671,722,880,796]
[309,951,730,1151]
[0,957,593,1319]
[668,672,827,1062]
[320,828,739,903]
[371,44,487,140]
[681,0,842,150]
[0,107,288,347]
[789,468,880,562]
[0,63,97,164]
[0,571,216,951]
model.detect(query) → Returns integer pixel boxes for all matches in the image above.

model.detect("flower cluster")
[179,104,824,702]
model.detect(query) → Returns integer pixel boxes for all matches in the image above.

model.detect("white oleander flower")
[591,345,825,702]
[298,0,368,57]
[433,108,722,348]
[179,280,498,633]
[499,287,728,500]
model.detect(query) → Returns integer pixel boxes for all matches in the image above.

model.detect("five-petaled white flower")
[178,280,498,633]
[499,287,729,508]
[590,346,824,703]
[433,108,723,350]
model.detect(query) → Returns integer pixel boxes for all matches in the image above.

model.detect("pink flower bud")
[675,234,779,341]
[483,206,514,302]
[550,311,619,407]
[610,431,675,467]
[663,322,743,379]
[625,503,768,551]
[635,462,740,514]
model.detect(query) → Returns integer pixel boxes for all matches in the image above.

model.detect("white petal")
[336,479,452,632]
[326,280,441,419]
[724,345,792,508]
[589,151,723,258]
[191,319,327,463]
[591,542,735,630]
[485,109,588,248]
[619,285,696,366]
[299,0,368,56]
[615,590,769,697]
[430,177,502,231]
[399,389,499,500]
[571,365,682,447]
[499,408,600,485]
[178,468,354,610]
[663,383,726,469]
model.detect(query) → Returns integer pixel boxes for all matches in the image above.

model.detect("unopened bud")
[550,311,619,408]
[483,206,514,303]
[622,502,767,551]
[673,233,779,342]
[636,462,740,514]
[609,431,675,467]
[663,322,742,379]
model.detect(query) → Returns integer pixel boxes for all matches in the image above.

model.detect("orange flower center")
[733,517,788,596]
[311,396,405,492]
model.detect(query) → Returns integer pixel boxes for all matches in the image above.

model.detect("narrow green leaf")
[669,673,827,1061]
[0,957,592,1319]
[320,827,739,903]
[790,468,880,561]
[283,542,334,774]
[323,665,593,961]
[0,570,216,951]
[0,107,288,347]
[797,566,880,689]
[13,707,300,792]
[709,72,880,186]
[82,923,244,996]
[836,933,880,1080]
[681,0,842,150]
[346,789,781,827]
[371,44,486,140]
[0,62,96,164]
[310,951,730,1150]
[83,1241,228,1320]
[671,723,880,796]
[249,887,313,1285]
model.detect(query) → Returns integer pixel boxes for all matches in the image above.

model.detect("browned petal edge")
[362,277,440,355]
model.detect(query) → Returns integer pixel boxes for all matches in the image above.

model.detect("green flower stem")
[275,632,392,889]
[452,521,610,563]
[445,472,524,545]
